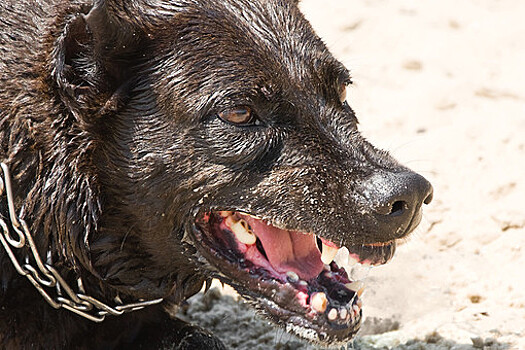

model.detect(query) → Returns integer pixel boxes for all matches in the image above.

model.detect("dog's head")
[47,0,432,345]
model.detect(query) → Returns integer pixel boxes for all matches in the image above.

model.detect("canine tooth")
[357,286,365,298]
[328,308,338,321]
[321,243,338,265]
[311,292,328,313]
[345,281,364,292]
[340,308,348,320]
[286,271,299,283]
[230,219,256,245]
[219,211,232,217]
[334,247,349,267]
[347,255,359,267]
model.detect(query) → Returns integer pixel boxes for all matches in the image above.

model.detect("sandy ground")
[179,1,525,349]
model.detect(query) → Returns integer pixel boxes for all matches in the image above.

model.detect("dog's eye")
[218,107,254,125]
[339,84,348,104]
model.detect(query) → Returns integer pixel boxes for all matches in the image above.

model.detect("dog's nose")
[362,170,433,240]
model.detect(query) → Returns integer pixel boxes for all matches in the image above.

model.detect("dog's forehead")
[147,0,352,123]
[159,0,344,93]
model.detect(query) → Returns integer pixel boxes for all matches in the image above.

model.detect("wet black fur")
[0,0,431,348]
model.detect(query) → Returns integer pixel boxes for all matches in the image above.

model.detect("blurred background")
[179,1,525,348]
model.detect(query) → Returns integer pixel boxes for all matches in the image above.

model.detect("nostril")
[424,188,434,205]
[389,200,406,217]
[362,171,432,217]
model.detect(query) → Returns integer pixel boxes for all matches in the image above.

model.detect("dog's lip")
[188,208,400,344]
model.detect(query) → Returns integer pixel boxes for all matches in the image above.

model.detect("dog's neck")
[0,161,164,325]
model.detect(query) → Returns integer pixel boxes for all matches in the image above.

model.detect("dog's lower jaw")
[188,210,397,345]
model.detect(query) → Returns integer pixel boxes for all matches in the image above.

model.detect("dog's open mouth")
[193,210,397,344]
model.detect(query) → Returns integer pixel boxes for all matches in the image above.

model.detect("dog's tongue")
[243,216,324,281]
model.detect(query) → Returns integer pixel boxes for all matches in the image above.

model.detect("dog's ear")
[51,1,146,120]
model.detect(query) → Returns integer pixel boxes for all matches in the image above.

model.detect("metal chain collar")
[0,162,163,322]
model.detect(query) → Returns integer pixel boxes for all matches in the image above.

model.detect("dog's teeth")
[298,280,308,286]
[321,243,338,265]
[327,308,338,321]
[311,292,328,313]
[347,255,359,267]
[334,246,349,267]
[345,281,365,292]
[230,219,256,245]
[357,286,365,298]
[219,211,232,218]
[339,308,348,320]
[286,271,299,283]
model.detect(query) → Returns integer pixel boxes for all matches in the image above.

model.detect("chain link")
[0,162,163,322]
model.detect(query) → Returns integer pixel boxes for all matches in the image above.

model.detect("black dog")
[0,0,433,348]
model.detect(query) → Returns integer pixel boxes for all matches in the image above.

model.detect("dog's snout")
[362,171,433,240]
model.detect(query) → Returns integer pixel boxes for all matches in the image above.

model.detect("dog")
[0,0,433,348]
